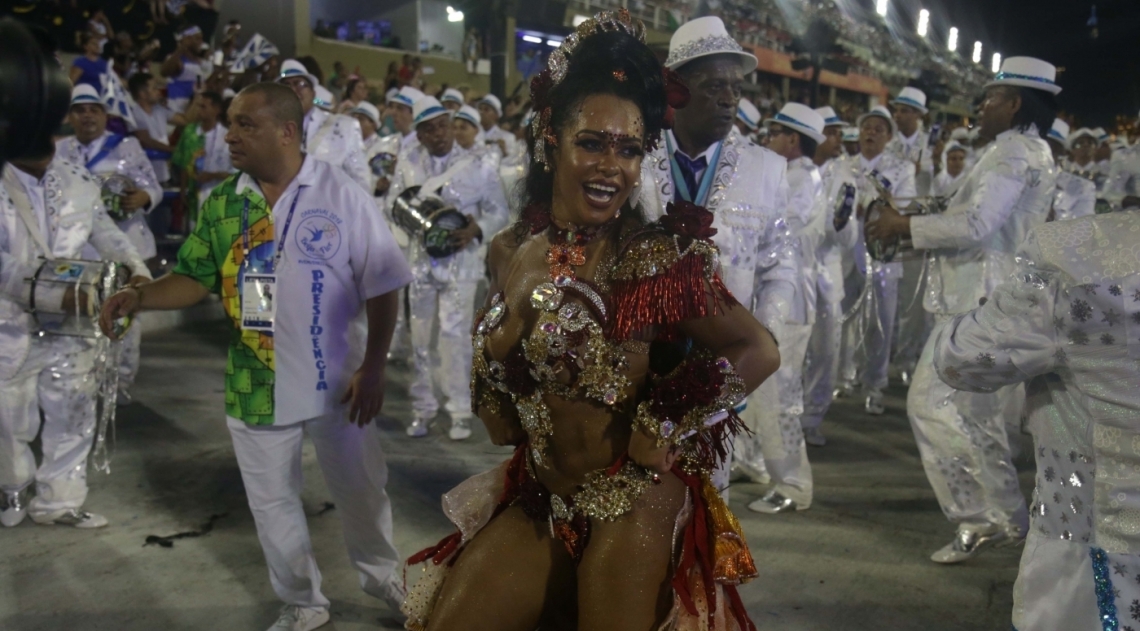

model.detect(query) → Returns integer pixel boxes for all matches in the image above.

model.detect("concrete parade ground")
[0,320,1028,630]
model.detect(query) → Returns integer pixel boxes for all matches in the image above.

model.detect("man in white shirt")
[833,106,916,415]
[0,138,151,530]
[932,141,968,198]
[1065,127,1105,190]
[638,16,793,499]
[746,103,826,514]
[348,101,392,198]
[385,96,509,441]
[439,87,465,112]
[128,73,176,185]
[866,56,1060,563]
[1046,120,1095,222]
[801,106,858,447]
[477,94,516,158]
[56,84,163,404]
[889,87,935,387]
[100,82,413,631]
[451,105,485,151]
[184,91,234,213]
[277,59,371,193]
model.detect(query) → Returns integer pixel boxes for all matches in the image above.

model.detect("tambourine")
[391,186,471,259]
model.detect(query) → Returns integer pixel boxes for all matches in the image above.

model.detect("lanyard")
[666,134,722,206]
[241,184,306,273]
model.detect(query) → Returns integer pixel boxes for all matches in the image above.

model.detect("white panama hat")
[856,105,897,136]
[388,86,424,108]
[441,88,465,105]
[1046,118,1070,147]
[412,96,450,127]
[985,56,1061,95]
[944,141,967,155]
[764,102,826,144]
[1068,127,1098,144]
[665,16,757,73]
[278,59,319,88]
[350,101,381,127]
[70,84,104,108]
[313,85,334,110]
[814,106,848,128]
[890,87,928,114]
[841,126,859,142]
[479,94,502,117]
[736,99,761,131]
[949,127,969,141]
[455,104,481,128]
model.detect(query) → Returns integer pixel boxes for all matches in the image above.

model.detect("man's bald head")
[237,82,304,132]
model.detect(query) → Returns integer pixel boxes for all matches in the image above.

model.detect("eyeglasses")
[282,77,312,90]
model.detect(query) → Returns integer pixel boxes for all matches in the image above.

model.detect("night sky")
[849,0,1140,127]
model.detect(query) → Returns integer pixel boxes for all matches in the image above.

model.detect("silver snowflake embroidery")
[1053,449,1061,459]
[1110,285,1123,296]
[1054,348,1068,363]
[975,353,996,368]
[1038,446,1046,458]
[1103,333,1117,346]
[1072,496,1084,514]
[1131,599,1140,621]
[1133,312,1140,325]
[1071,299,1093,322]
[1116,563,1129,576]
[1103,309,1123,326]
[1053,491,1062,503]
[1043,466,1055,482]
[1053,316,1066,331]
[1068,329,1090,345]
[1078,283,1100,296]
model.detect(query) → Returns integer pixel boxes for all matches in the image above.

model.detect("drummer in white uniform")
[56,84,163,405]
[477,94,516,159]
[0,136,151,529]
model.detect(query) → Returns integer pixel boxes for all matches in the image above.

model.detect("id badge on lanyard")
[238,186,305,332]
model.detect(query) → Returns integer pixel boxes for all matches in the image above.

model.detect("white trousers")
[802,265,844,430]
[1010,537,1101,631]
[0,336,97,515]
[118,318,142,391]
[906,324,1027,528]
[893,258,932,375]
[227,413,400,609]
[408,274,477,420]
[737,323,814,507]
[839,267,898,391]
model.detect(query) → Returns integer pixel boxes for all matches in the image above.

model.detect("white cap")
[841,126,859,142]
[949,127,969,141]
[314,85,334,110]
[479,94,502,117]
[413,96,450,126]
[764,102,826,144]
[665,16,757,73]
[350,101,381,126]
[891,87,928,114]
[222,88,236,99]
[441,88,465,105]
[70,84,104,108]
[736,99,760,131]
[1047,118,1070,146]
[985,56,1061,95]
[388,86,424,108]
[1069,127,1098,144]
[278,59,319,88]
[814,106,848,128]
[856,105,896,136]
[455,104,481,128]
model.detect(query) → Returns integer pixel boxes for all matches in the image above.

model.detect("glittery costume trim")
[1090,547,1120,630]
[665,34,750,68]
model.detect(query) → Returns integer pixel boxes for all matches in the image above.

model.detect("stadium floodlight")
[446,6,464,22]
[522,35,542,44]
[876,0,889,17]
[917,9,929,37]
[948,27,958,52]
[992,52,1001,73]
[972,41,982,64]
[546,39,561,47]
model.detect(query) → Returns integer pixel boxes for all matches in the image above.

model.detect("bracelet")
[631,351,746,449]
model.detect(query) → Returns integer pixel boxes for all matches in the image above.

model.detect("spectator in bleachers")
[172,90,233,222]
[128,73,178,186]
[161,24,206,113]
[337,76,369,115]
[70,32,110,93]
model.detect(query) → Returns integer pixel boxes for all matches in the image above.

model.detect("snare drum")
[391,186,472,259]
[98,174,138,222]
[28,259,132,338]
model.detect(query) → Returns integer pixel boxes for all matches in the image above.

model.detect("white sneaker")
[268,605,330,631]
[449,417,472,441]
[406,417,430,437]
[864,389,885,415]
[374,576,407,619]
[30,508,108,529]
[804,427,827,447]
[0,488,30,527]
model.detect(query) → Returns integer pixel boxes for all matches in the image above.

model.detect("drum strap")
[419,155,475,199]
[2,168,54,260]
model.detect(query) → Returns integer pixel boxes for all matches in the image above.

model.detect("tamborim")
[28,259,132,338]
[391,186,471,258]
[369,152,397,178]
[98,173,137,222]
[833,182,856,231]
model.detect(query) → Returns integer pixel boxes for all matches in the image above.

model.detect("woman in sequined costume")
[403,12,780,631]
